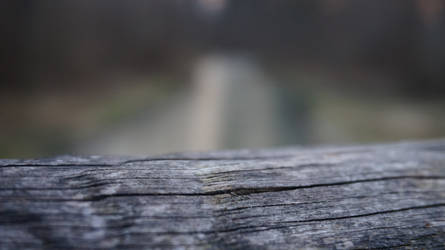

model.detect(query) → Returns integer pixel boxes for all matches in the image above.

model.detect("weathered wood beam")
[1,140,445,249]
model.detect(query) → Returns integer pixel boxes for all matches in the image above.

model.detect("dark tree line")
[1,0,444,95]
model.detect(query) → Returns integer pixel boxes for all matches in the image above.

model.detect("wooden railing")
[1,140,445,249]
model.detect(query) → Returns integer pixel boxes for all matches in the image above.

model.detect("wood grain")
[1,140,445,249]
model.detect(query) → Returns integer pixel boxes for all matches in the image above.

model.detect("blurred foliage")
[1,0,444,157]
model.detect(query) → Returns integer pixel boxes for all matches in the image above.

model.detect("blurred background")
[1,0,445,158]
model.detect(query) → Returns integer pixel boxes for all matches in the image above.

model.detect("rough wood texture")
[1,140,445,249]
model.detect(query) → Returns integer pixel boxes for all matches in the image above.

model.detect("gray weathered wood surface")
[1,140,445,249]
